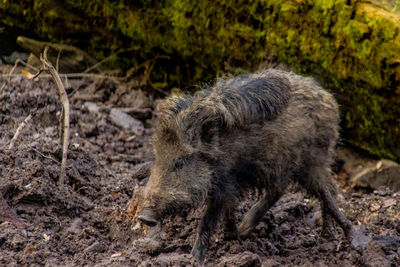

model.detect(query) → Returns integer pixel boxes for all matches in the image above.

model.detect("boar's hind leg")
[238,189,282,239]
[223,205,239,240]
[303,166,371,250]
[320,201,337,239]
[191,197,227,263]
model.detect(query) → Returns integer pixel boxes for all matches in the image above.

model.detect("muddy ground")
[0,67,399,266]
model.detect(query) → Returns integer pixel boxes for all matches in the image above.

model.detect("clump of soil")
[0,70,399,266]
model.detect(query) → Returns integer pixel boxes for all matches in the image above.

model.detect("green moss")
[1,0,400,161]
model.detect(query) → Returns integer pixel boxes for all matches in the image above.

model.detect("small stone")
[110,108,144,136]
[67,218,82,233]
[261,258,280,267]
[280,222,291,234]
[382,198,397,209]
[133,237,162,254]
[84,102,99,113]
[274,211,289,225]
[84,241,105,253]
[217,251,261,267]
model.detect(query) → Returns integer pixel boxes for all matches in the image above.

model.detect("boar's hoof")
[138,209,158,227]
[348,225,371,251]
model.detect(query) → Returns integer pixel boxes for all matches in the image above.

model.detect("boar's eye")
[172,158,184,170]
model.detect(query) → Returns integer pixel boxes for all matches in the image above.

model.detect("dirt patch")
[0,70,399,266]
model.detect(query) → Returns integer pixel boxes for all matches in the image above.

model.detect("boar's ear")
[159,94,194,122]
[155,95,195,145]
[177,109,221,148]
[165,94,194,115]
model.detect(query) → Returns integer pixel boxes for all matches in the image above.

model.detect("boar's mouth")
[137,208,158,227]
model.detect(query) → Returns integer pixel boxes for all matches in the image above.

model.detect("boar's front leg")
[191,197,226,263]
[238,189,282,238]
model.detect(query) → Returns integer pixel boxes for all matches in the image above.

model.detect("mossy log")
[16,36,98,73]
[1,0,400,161]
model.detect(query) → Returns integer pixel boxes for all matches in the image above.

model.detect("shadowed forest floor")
[0,71,399,266]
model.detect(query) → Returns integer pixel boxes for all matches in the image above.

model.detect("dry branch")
[8,114,33,150]
[7,59,40,82]
[1,73,125,80]
[39,46,70,184]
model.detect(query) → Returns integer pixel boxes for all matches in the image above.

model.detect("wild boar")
[137,69,370,262]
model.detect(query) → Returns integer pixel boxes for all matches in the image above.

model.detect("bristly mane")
[157,73,291,146]
[212,74,291,126]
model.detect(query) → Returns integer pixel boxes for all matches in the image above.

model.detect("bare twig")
[1,73,125,80]
[8,114,33,150]
[7,58,39,82]
[83,58,107,74]
[8,61,20,83]
[30,67,45,80]
[82,46,141,73]
[31,148,60,164]
[56,49,62,72]
[39,46,70,184]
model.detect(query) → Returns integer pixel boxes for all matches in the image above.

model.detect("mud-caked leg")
[303,166,371,250]
[191,197,224,263]
[238,189,281,239]
[320,199,337,240]
[223,205,239,241]
[318,185,371,250]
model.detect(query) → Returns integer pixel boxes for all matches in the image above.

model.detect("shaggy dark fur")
[138,69,370,263]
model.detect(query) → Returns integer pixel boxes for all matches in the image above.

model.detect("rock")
[83,241,105,253]
[280,222,291,235]
[217,252,261,267]
[146,253,192,267]
[273,211,289,225]
[84,102,99,114]
[132,237,162,255]
[67,218,82,233]
[261,258,280,267]
[1,51,29,64]
[338,147,400,191]
[109,108,144,136]
[382,198,397,209]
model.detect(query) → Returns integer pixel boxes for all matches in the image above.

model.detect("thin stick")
[8,114,32,149]
[31,148,60,164]
[82,46,140,73]
[1,73,125,80]
[56,49,62,73]
[7,59,39,82]
[40,46,70,184]
[30,67,45,80]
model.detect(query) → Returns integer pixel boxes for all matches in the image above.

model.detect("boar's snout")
[138,208,158,226]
